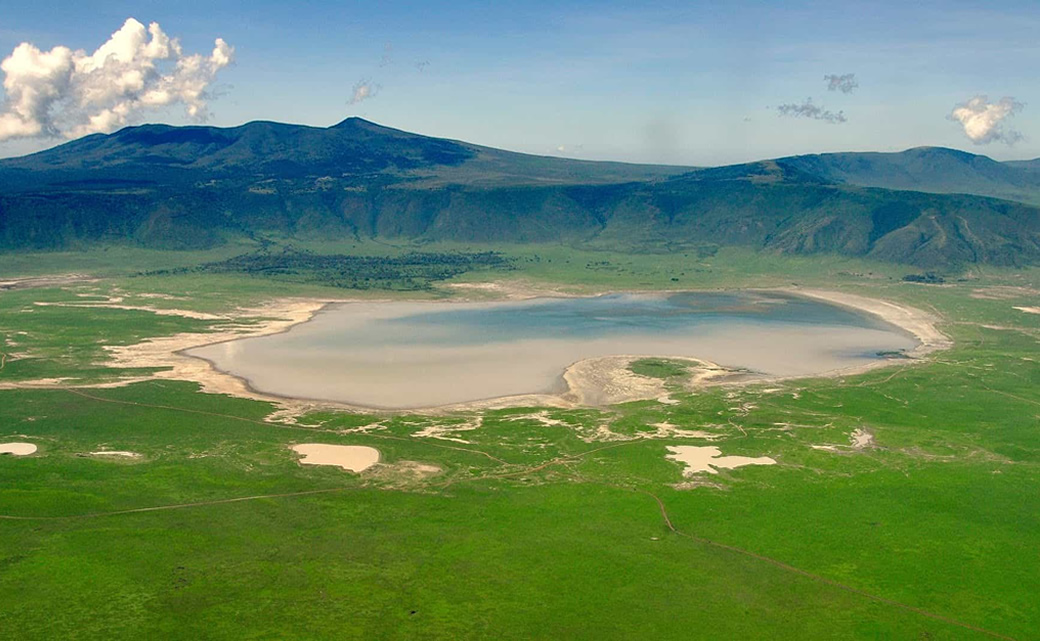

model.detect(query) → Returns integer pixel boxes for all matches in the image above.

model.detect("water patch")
[189,291,918,409]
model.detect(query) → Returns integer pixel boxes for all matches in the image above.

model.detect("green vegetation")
[145,247,514,290]
[629,358,692,379]
[903,272,946,284]
[0,247,1038,639]
[779,146,1040,206]
[2,118,1039,268]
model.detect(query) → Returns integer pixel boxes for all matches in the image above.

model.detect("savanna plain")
[1,243,1038,640]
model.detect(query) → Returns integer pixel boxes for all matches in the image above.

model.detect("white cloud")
[349,79,379,105]
[824,73,858,94]
[0,18,233,141]
[776,98,847,124]
[949,95,1024,145]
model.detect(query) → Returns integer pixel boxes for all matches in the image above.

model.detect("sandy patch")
[666,445,776,476]
[386,460,441,477]
[102,298,345,406]
[0,442,38,456]
[443,280,576,301]
[412,417,482,444]
[33,301,227,321]
[399,461,441,475]
[850,428,874,449]
[811,445,841,452]
[366,460,442,487]
[505,412,647,442]
[504,411,570,428]
[89,450,141,458]
[563,355,735,406]
[645,422,720,440]
[970,286,1040,300]
[1013,306,1040,315]
[811,428,875,453]
[0,377,74,389]
[0,274,97,291]
[672,479,725,490]
[290,443,380,473]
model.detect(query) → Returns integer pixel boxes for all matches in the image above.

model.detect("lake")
[187,291,918,409]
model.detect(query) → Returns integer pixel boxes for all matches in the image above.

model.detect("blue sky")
[1,0,1038,165]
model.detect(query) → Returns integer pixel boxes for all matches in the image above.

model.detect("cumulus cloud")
[0,18,233,141]
[349,79,379,105]
[776,98,847,124]
[949,95,1024,145]
[824,73,858,94]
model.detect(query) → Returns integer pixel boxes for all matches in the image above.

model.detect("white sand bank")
[89,450,141,458]
[792,288,950,358]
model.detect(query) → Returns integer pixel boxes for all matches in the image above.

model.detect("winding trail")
[621,483,1018,641]
[0,487,351,521]
[0,386,1018,640]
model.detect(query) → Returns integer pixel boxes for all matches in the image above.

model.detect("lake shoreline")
[3,285,951,415]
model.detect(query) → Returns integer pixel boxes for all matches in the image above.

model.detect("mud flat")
[0,442,38,456]
[290,444,380,473]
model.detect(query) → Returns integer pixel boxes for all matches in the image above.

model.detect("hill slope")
[776,147,1040,205]
[1,119,1038,268]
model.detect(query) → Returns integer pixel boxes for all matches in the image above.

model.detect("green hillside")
[776,147,1040,205]
[1,119,1038,268]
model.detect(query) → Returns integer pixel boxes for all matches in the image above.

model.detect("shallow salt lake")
[188,291,918,409]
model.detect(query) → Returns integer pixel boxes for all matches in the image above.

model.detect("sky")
[1,0,1038,166]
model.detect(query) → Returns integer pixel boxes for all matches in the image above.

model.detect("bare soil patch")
[0,442,38,456]
[666,445,776,476]
[290,444,380,473]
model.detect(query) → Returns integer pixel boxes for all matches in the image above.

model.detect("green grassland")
[629,358,696,380]
[1,244,1038,639]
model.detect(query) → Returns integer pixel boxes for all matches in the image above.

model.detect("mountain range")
[1,118,1038,268]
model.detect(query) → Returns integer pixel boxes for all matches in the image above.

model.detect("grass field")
[1,244,1038,639]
